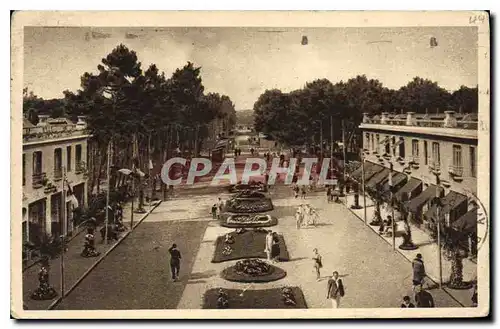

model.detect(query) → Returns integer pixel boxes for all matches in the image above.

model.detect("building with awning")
[365,167,391,190]
[349,161,385,183]
[393,177,423,202]
[406,184,444,213]
[213,139,229,150]
[423,190,468,224]
[380,171,408,199]
[452,208,477,234]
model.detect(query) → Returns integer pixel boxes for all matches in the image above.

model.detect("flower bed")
[224,198,274,213]
[212,230,289,263]
[234,190,267,199]
[203,287,307,309]
[220,213,278,228]
[221,259,286,283]
[229,183,267,193]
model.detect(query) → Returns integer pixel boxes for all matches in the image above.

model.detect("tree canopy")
[252,75,478,148]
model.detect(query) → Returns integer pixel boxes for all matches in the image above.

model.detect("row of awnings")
[213,139,229,150]
[348,161,477,234]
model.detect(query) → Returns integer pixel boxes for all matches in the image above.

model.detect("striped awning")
[213,139,229,150]
[407,184,444,213]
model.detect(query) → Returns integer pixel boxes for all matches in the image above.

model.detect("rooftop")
[360,111,478,140]
[23,115,90,144]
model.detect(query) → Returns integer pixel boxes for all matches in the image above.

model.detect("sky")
[24,26,478,110]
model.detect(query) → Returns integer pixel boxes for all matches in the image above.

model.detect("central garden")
[203,185,307,309]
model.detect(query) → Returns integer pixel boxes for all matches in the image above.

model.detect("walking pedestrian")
[264,231,273,261]
[217,197,224,213]
[271,233,281,262]
[326,186,332,203]
[326,271,345,308]
[412,253,426,289]
[211,204,218,219]
[301,186,307,199]
[312,248,323,281]
[401,296,415,308]
[168,243,182,281]
[414,285,435,307]
[293,185,299,199]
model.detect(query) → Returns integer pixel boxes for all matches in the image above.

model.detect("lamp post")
[434,174,443,288]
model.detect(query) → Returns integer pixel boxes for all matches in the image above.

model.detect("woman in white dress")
[264,231,273,261]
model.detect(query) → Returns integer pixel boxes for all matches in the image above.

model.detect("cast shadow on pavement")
[190,270,218,280]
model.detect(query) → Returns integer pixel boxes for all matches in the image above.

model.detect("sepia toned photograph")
[10,11,490,319]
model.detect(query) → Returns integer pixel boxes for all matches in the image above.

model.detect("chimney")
[444,111,457,128]
[406,112,417,126]
[37,115,49,127]
[381,112,389,124]
[362,113,370,123]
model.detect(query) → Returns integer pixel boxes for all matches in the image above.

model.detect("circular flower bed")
[225,198,274,213]
[221,259,286,283]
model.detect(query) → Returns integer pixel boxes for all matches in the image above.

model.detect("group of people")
[295,204,319,229]
[292,184,308,199]
[233,148,242,157]
[264,231,281,262]
[211,197,225,219]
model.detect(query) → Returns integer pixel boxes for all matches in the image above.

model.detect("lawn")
[203,287,308,309]
[212,229,290,263]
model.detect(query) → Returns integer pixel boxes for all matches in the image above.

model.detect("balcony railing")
[448,164,464,177]
[32,172,46,188]
[75,161,86,174]
[23,125,89,143]
[362,115,478,130]
[428,158,441,172]
[53,168,63,181]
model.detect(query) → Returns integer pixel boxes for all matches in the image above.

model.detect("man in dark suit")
[326,271,345,308]
[414,284,435,307]
[168,243,182,281]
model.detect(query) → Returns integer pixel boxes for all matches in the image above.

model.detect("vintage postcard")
[11,11,490,319]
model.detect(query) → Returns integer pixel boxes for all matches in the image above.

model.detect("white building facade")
[357,111,478,255]
[22,115,90,245]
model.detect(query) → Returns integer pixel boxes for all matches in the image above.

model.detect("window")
[385,136,390,154]
[66,146,72,172]
[432,142,440,167]
[391,137,396,156]
[399,137,405,158]
[365,133,370,150]
[412,140,419,158]
[32,151,42,174]
[424,141,428,164]
[452,145,462,167]
[470,146,476,177]
[76,144,82,164]
[54,148,62,179]
[22,154,25,186]
[375,134,379,153]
